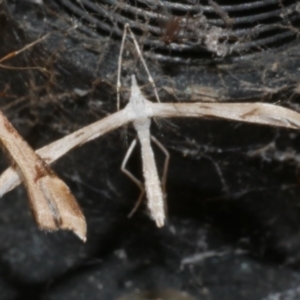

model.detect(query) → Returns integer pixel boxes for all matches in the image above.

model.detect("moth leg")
[151,135,170,211]
[121,138,145,218]
[117,24,129,111]
[126,24,161,104]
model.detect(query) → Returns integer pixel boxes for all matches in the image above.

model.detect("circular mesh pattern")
[52,0,300,62]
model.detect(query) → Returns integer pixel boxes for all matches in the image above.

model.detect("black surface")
[0,1,300,299]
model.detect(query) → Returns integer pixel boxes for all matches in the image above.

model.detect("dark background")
[0,0,300,299]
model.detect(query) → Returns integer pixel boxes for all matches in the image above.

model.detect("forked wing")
[0,101,300,203]
[150,102,300,129]
[0,108,132,196]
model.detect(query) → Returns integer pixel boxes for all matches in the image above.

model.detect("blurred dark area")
[0,0,300,299]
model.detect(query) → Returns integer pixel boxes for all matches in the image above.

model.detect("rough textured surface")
[0,1,300,299]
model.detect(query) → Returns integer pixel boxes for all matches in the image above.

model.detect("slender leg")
[121,138,145,218]
[117,25,129,111]
[118,24,161,108]
[126,24,161,104]
[118,24,166,225]
[150,136,170,196]
[151,136,170,214]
